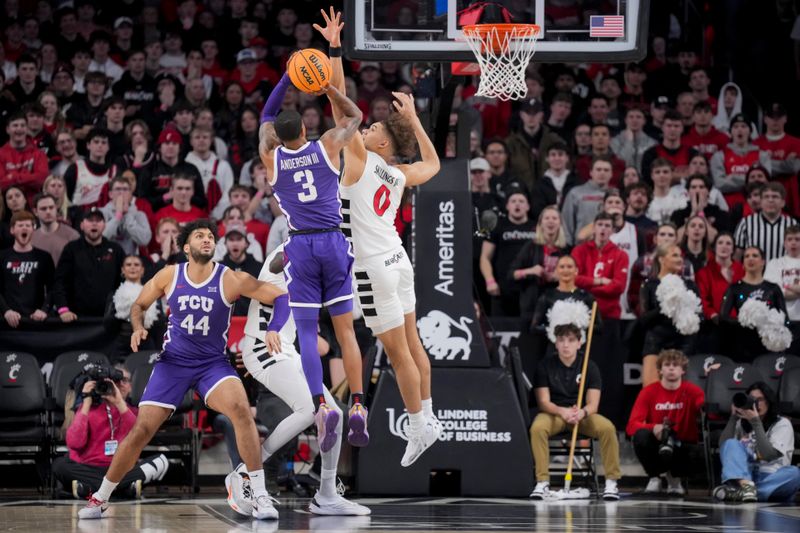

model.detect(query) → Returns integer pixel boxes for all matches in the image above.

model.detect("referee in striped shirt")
[734,182,799,261]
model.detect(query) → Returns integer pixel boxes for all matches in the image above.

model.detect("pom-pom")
[738,298,792,353]
[114,281,159,329]
[655,274,701,335]
[546,299,592,344]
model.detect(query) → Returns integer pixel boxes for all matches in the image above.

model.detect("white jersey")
[764,255,800,321]
[244,244,296,358]
[72,159,115,207]
[340,151,406,258]
[610,221,639,318]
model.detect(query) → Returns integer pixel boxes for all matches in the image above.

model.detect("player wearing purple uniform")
[80,220,288,521]
[258,73,368,451]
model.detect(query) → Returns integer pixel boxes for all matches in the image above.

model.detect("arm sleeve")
[572,247,595,289]
[591,251,628,297]
[65,411,90,450]
[267,294,290,332]
[626,387,656,436]
[260,73,291,124]
[718,415,738,446]
[585,360,602,391]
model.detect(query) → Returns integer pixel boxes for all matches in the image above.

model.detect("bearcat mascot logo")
[417,310,473,361]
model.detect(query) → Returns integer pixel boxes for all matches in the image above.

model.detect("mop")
[545,301,598,501]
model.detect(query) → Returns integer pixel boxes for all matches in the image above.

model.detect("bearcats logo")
[417,310,472,361]
[387,408,411,442]
[733,366,745,384]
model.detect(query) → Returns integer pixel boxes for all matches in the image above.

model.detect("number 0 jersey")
[340,151,406,258]
[162,262,233,365]
[270,140,343,231]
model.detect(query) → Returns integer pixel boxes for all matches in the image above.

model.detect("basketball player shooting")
[258,61,368,451]
[80,219,288,520]
[315,8,443,466]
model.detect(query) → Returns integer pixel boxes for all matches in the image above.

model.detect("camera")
[658,417,678,459]
[733,392,756,410]
[74,363,124,403]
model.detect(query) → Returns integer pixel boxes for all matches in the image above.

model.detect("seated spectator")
[104,255,161,358]
[3,184,30,223]
[610,107,657,174]
[218,222,261,316]
[572,123,592,156]
[572,212,629,320]
[574,124,626,187]
[712,82,746,135]
[624,182,658,240]
[679,215,712,273]
[529,323,621,501]
[7,54,47,106]
[671,174,731,231]
[66,71,109,141]
[193,107,229,161]
[505,98,562,188]
[623,166,642,189]
[52,364,168,499]
[545,92,573,142]
[112,50,157,120]
[214,205,264,263]
[509,206,567,317]
[147,217,183,275]
[687,67,717,112]
[639,245,701,385]
[562,157,614,245]
[0,111,49,202]
[686,154,730,213]
[711,114,771,210]
[643,96,669,141]
[65,128,116,210]
[53,207,125,321]
[682,101,729,161]
[100,176,152,256]
[647,159,688,224]
[100,97,127,161]
[115,120,156,175]
[31,192,79,265]
[734,182,798,262]
[641,110,698,185]
[530,142,578,221]
[138,127,207,212]
[153,174,207,227]
[220,185,270,244]
[618,62,649,116]
[483,140,518,202]
[42,174,77,225]
[696,232,744,321]
[720,246,789,360]
[229,106,261,176]
[87,30,124,84]
[480,190,536,316]
[626,350,704,496]
[676,92,697,129]
[243,160,275,225]
[714,382,800,502]
[764,226,800,355]
[0,211,54,327]
[755,103,800,217]
[24,102,55,158]
[185,126,234,220]
[50,129,83,179]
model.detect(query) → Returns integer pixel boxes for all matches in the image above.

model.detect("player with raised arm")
[79,219,288,520]
[315,8,442,466]
[258,67,369,450]
[225,245,371,517]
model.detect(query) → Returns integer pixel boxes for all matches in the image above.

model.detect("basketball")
[287,49,332,94]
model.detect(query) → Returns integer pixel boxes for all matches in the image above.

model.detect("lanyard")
[105,405,116,440]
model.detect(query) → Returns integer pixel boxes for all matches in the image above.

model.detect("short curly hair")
[177,218,218,251]
[382,113,417,159]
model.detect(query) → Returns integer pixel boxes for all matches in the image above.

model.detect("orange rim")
[462,23,541,39]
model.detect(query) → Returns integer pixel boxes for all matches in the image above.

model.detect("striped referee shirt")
[734,212,798,261]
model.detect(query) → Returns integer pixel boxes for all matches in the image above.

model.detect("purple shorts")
[284,230,353,313]
[139,357,239,411]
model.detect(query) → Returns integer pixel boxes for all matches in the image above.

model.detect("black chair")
[702,362,765,489]
[777,366,800,466]
[686,354,734,388]
[129,363,200,492]
[753,354,800,395]
[122,350,161,376]
[49,351,110,391]
[0,351,50,491]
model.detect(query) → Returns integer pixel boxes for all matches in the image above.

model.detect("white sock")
[248,468,269,498]
[319,468,338,499]
[408,411,425,435]
[421,398,434,418]
[95,477,119,502]
[605,479,618,488]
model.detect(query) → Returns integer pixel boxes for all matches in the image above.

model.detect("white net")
[462,24,540,102]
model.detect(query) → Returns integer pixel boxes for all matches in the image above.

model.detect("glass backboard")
[344,0,648,63]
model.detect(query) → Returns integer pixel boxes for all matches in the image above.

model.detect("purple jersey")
[162,263,233,365]
[271,140,342,230]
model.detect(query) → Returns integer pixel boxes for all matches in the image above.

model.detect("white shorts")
[241,336,314,412]
[353,247,416,335]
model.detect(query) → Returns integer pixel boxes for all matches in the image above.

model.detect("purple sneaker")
[348,403,370,447]
[315,404,340,453]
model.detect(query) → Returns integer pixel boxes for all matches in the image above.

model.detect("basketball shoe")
[401,417,441,467]
[316,403,341,453]
[347,403,369,447]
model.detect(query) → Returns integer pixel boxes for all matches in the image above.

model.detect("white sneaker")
[252,494,279,520]
[225,463,253,516]
[309,492,371,516]
[603,479,620,501]
[529,481,549,500]
[665,473,685,496]
[78,495,108,519]
[400,419,440,467]
[644,476,662,494]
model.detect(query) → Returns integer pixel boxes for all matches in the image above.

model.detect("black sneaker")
[71,480,89,499]
[126,480,142,499]
[737,483,757,502]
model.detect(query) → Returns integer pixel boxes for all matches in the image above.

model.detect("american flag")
[589,15,625,38]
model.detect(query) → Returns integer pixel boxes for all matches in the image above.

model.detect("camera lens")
[732,392,754,410]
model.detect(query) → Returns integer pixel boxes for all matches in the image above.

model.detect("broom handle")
[565,301,598,485]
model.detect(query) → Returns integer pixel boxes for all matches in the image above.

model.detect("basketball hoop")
[461,23,540,101]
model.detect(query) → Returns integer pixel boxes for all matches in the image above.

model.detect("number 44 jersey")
[270,140,344,231]
[340,151,406,258]
[162,262,233,365]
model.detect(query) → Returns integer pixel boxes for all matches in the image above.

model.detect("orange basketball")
[287,49,332,94]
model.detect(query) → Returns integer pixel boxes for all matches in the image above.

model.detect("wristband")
[329,46,342,57]
[58,307,70,315]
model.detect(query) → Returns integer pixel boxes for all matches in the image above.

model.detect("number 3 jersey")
[162,262,233,365]
[270,140,343,231]
[340,151,406,258]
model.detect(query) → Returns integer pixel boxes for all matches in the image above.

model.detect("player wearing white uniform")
[225,245,370,517]
[315,7,442,467]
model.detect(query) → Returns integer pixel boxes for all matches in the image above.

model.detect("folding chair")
[753,354,800,396]
[121,350,161,377]
[548,434,600,495]
[777,366,800,466]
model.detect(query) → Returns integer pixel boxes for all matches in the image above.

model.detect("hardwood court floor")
[0,496,798,532]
